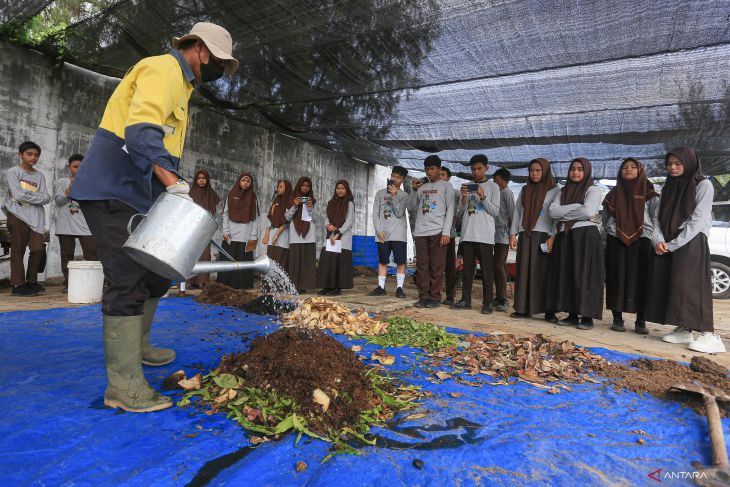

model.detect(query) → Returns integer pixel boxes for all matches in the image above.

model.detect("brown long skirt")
[216,241,254,289]
[547,226,604,319]
[644,233,713,331]
[513,231,552,315]
[267,245,289,272]
[289,242,317,291]
[317,248,353,289]
[605,235,652,314]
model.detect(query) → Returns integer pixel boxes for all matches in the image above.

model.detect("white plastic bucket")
[68,260,104,304]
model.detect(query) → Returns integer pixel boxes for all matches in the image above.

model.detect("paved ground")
[2,274,729,366]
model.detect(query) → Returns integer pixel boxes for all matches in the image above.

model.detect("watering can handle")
[210,239,236,262]
[126,213,146,236]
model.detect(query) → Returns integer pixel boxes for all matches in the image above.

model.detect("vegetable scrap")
[363,316,461,351]
[281,297,388,336]
[172,327,421,459]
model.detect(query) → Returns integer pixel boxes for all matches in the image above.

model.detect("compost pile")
[195,282,258,307]
[195,282,295,315]
[428,334,607,386]
[281,297,388,336]
[175,327,419,443]
[598,356,730,417]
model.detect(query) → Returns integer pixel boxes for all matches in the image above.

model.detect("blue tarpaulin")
[1,299,726,486]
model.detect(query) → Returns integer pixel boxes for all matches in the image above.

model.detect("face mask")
[198,50,224,83]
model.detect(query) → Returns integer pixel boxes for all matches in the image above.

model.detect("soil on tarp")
[194,282,296,315]
[219,327,375,433]
[597,356,730,417]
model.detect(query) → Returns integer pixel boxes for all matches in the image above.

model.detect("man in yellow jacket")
[71,23,239,413]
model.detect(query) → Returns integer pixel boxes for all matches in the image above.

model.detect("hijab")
[602,158,658,246]
[658,147,705,241]
[326,180,354,230]
[189,169,220,214]
[292,176,316,237]
[521,158,557,233]
[268,179,292,229]
[226,172,258,224]
[559,158,594,231]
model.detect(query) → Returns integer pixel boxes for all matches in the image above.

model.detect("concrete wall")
[0,41,372,281]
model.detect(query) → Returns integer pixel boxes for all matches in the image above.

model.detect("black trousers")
[444,238,457,299]
[461,241,494,304]
[80,200,170,316]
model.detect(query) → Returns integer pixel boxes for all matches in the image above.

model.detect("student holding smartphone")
[370,166,409,297]
[450,154,501,314]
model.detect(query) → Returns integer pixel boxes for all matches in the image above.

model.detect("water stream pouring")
[122,193,271,281]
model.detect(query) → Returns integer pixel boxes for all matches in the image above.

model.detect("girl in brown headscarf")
[644,147,722,353]
[317,180,355,295]
[218,172,259,289]
[547,158,605,329]
[602,158,658,334]
[187,169,221,289]
[509,158,560,321]
[262,179,293,271]
[285,177,318,293]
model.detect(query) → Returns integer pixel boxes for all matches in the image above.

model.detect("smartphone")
[540,242,549,253]
[466,183,479,192]
[387,179,395,189]
[420,176,429,184]
[300,196,309,204]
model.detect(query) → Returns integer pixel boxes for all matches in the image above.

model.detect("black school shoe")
[28,282,45,294]
[634,321,649,335]
[481,302,493,315]
[557,315,580,327]
[329,289,341,296]
[577,318,594,330]
[545,313,558,323]
[450,300,471,310]
[495,299,509,312]
[414,299,428,308]
[442,297,455,306]
[317,289,330,295]
[368,286,386,296]
[396,287,406,299]
[425,300,440,308]
[510,312,530,319]
[11,284,37,297]
[610,319,626,332]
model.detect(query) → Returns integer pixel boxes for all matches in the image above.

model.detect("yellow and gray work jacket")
[70,49,195,212]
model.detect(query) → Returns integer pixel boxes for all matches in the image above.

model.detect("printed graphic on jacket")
[467,195,483,215]
[420,190,438,215]
[383,197,393,219]
[20,179,38,193]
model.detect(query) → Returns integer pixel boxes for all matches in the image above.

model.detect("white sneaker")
[662,326,694,344]
[689,333,726,354]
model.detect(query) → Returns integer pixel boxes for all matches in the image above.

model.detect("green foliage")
[363,316,462,351]
[177,366,421,461]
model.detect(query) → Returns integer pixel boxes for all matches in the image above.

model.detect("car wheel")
[710,261,730,299]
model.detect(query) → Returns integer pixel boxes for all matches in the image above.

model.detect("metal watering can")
[122,193,271,282]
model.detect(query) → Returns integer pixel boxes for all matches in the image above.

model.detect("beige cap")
[173,22,239,75]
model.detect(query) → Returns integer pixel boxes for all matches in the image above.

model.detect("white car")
[710,202,730,299]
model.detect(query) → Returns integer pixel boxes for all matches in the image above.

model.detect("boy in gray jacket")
[407,155,455,308]
[451,154,501,314]
[2,141,50,296]
[492,168,515,312]
[370,165,409,298]
[53,154,97,293]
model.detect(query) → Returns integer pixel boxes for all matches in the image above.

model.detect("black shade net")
[3,0,730,179]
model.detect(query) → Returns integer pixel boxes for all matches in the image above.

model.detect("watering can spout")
[191,255,271,276]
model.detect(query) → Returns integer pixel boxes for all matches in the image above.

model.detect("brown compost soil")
[218,327,376,433]
[597,356,730,417]
[194,282,296,315]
